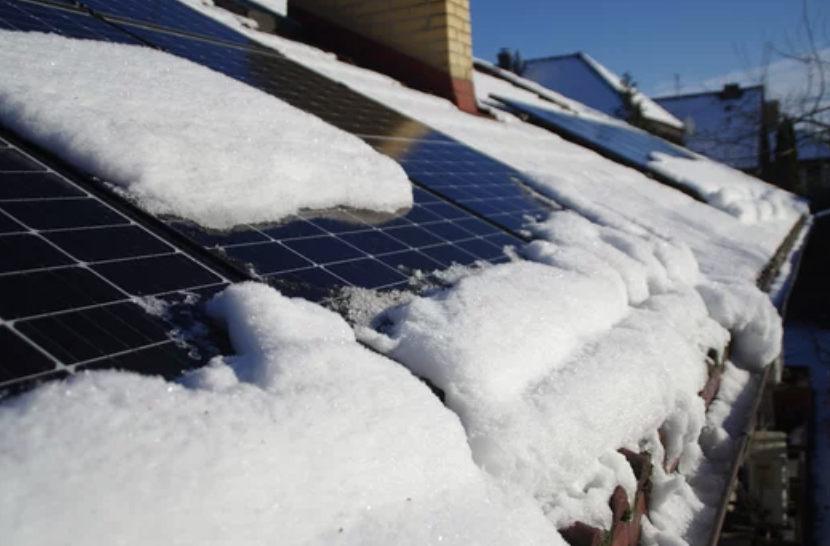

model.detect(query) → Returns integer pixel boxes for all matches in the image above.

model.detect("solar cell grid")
[493,96,696,170]
[74,0,258,47]
[0,1,531,304]
[0,0,142,43]
[170,186,518,295]
[0,135,230,389]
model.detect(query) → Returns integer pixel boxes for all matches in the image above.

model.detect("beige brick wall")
[294,0,472,80]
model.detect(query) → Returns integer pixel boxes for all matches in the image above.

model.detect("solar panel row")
[0,0,553,387]
[491,95,704,199]
[0,131,231,390]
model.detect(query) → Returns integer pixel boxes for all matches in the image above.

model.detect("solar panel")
[0,134,231,390]
[72,0,258,47]
[0,0,142,43]
[0,1,532,299]
[170,185,518,299]
[492,95,696,170]
[110,22,553,229]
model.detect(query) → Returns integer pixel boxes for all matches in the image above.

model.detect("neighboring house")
[655,84,772,177]
[522,52,686,143]
[797,131,830,191]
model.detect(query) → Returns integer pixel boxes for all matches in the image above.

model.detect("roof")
[655,85,766,170]
[523,52,685,130]
[0,1,809,546]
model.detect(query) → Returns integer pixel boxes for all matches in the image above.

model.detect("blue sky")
[471,0,828,97]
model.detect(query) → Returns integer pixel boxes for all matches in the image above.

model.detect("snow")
[642,361,760,546]
[244,0,288,16]
[522,53,684,129]
[0,282,564,546]
[0,31,412,230]
[371,257,721,529]
[579,53,685,130]
[649,152,808,224]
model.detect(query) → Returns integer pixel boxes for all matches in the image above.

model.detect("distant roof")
[797,131,830,162]
[523,52,684,130]
[655,85,765,171]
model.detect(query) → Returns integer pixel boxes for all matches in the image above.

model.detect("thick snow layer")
[369,257,725,529]
[649,152,808,224]
[642,362,759,546]
[0,31,412,230]
[0,282,564,546]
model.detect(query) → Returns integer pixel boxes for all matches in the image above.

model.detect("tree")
[616,72,650,131]
[496,48,526,76]
[774,116,800,191]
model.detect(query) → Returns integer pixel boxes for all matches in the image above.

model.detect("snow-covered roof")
[0,2,810,546]
[523,52,685,130]
[655,86,766,171]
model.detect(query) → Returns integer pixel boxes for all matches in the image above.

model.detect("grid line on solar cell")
[0,137,230,388]
[0,0,143,43]
[74,0,260,47]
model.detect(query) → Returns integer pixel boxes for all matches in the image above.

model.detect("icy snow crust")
[0,31,412,230]
[0,283,563,546]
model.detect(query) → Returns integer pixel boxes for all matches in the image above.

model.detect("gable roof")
[655,85,766,170]
[523,52,684,130]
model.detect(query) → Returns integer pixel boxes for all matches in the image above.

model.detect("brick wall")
[292,0,476,112]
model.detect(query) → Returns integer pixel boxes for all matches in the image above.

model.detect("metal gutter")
[706,361,774,546]
[706,217,812,545]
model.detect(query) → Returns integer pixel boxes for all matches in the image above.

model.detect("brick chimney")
[290,0,477,114]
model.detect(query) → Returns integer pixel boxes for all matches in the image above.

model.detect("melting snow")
[0,31,412,230]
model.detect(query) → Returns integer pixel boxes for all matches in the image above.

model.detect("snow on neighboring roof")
[655,86,765,170]
[473,58,606,118]
[523,53,685,130]
[0,30,412,231]
[649,152,808,224]
[0,282,564,546]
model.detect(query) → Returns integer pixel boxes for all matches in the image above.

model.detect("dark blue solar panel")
[76,0,258,47]
[111,23,554,231]
[171,185,519,294]
[0,2,530,302]
[0,0,141,43]
[0,137,230,390]
[493,96,696,170]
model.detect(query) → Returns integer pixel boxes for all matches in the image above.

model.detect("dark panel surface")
[0,136,228,389]
[76,0,257,47]
[0,0,142,43]
[493,96,695,170]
